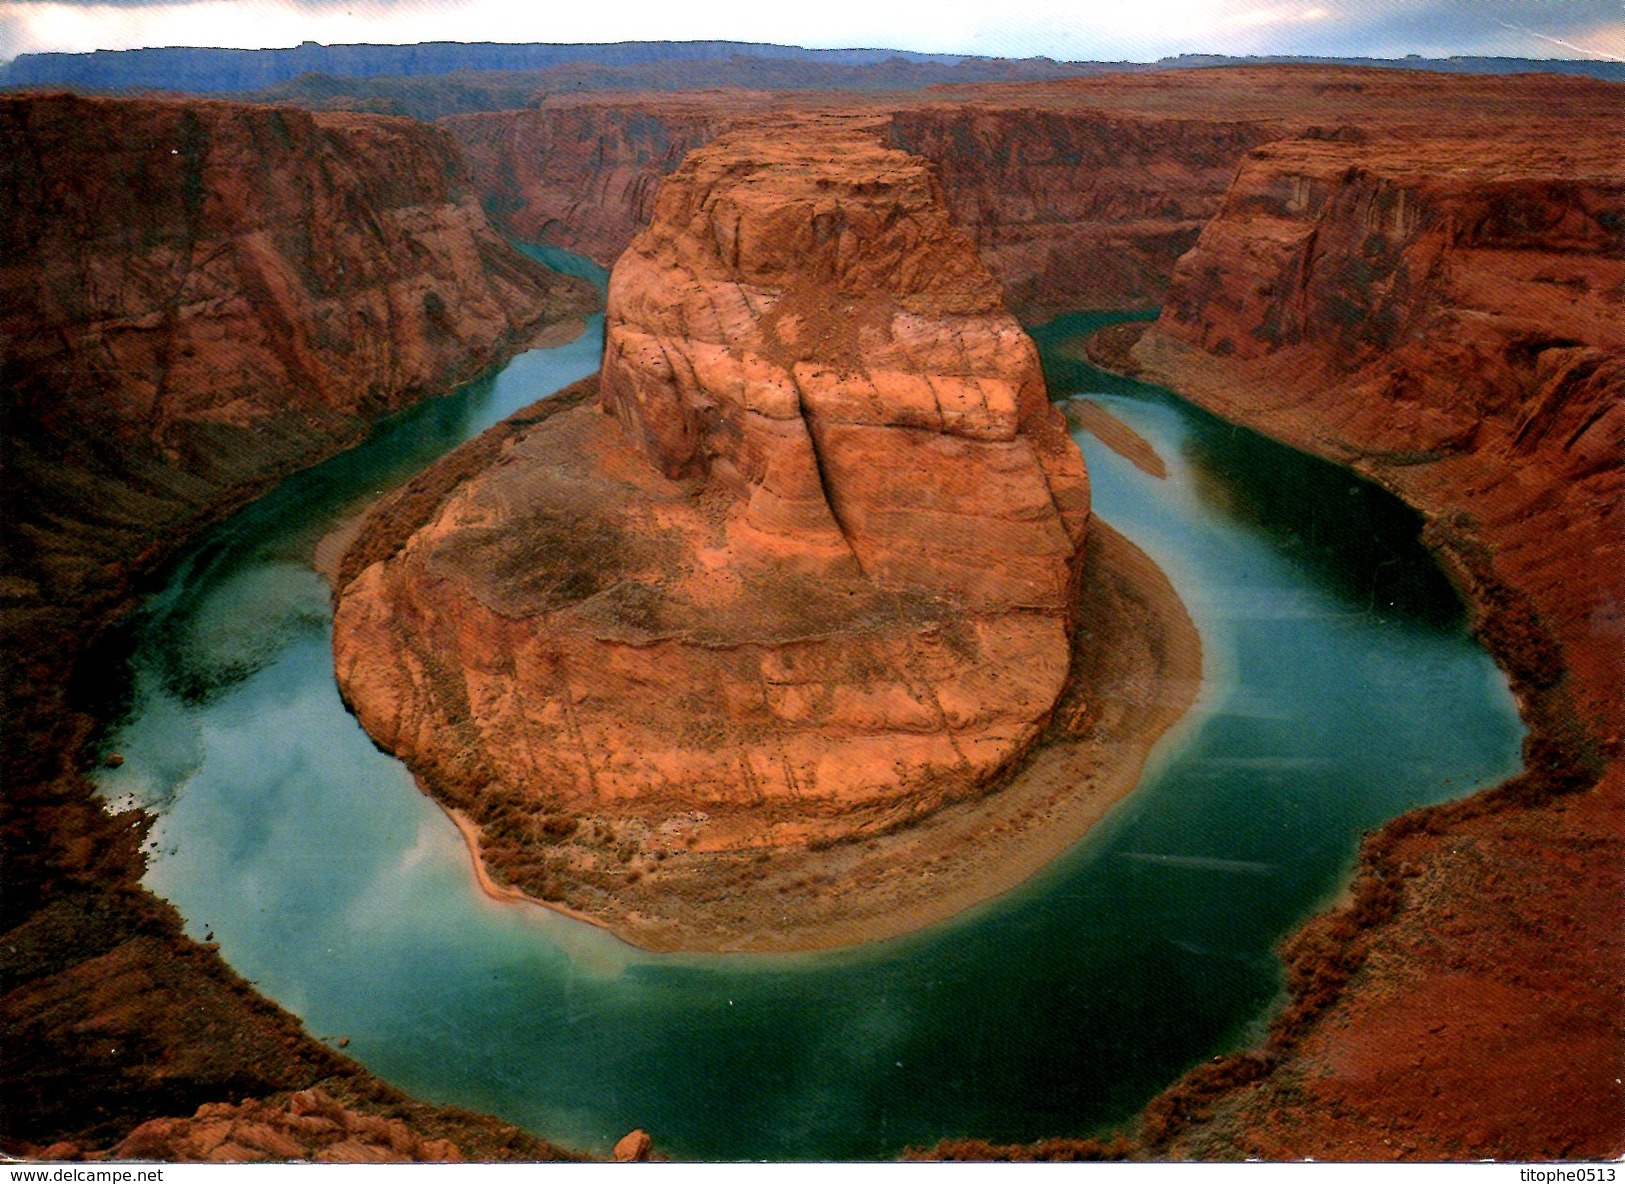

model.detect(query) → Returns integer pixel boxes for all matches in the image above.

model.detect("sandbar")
[1064,396,1169,480]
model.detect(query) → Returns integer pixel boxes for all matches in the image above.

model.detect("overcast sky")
[3,0,1622,66]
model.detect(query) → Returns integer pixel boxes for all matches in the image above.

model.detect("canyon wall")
[9,65,1621,1158]
[442,96,761,264]
[444,71,1613,324]
[333,114,1090,907]
[1113,100,1624,1160]
[889,70,1624,320]
[441,87,1272,318]
[883,104,1271,317]
[0,92,597,1158]
[0,92,599,672]
[1139,124,1624,736]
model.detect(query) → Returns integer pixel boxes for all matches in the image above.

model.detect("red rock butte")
[333,113,1090,855]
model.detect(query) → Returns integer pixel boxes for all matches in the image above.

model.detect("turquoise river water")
[93,269,1523,1159]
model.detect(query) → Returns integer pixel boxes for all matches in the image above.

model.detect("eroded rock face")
[1117,109,1625,1160]
[0,92,599,675]
[333,114,1088,862]
[1138,124,1625,734]
[109,1091,462,1164]
[599,115,1089,607]
[444,71,1621,324]
[884,103,1271,317]
[443,96,753,264]
[444,88,1270,318]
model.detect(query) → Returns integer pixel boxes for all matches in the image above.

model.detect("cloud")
[0,11,21,62]
[1232,0,1625,59]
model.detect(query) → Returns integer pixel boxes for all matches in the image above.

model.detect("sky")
[2,0,1623,66]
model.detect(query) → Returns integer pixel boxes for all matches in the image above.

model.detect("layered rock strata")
[16,64,1617,1159]
[443,85,1272,315]
[1109,122,1624,1160]
[334,115,1090,876]
[883,103,1271,316]
[0,92,596,1158]
[442,95,760,263]
[0,92,599,675]
[1139,128,1624,736]
[443,70,1623,321]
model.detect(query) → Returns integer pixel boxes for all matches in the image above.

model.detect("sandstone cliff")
[442,85,1271,318]
[0,92,599,677]
[441,70,1622,324]
[1110,107,1624,1160]
[333,114,1091,918]
[14,65,1621,1160]
[883,104,1270,317]
[1139,123,1624,737]
[442,94,764,264]
[0,91,598,1158]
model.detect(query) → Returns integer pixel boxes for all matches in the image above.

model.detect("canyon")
[442,68,1620,319]
[1,92,599,681]
[1136,123,1624,736]
[442,95,758,265]
[2,63,1620,1161]
[0,91,597,1159]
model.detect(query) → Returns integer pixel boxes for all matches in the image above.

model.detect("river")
[92,274,1523,1160]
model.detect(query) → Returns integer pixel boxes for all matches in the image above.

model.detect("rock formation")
[442,70,1624,322]
[333,114,1089,879]
[0,92,599,676]
[612,1129,654,1163]
[12,63,1622,1162]
[883,102,1271,317]
[109,1091,463,1164]
[443,85,1274,316]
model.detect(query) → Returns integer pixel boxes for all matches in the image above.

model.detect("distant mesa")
[3,40,1618,100]
[0,40,1096,94]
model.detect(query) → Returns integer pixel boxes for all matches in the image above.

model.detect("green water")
[93,296,1523,1160]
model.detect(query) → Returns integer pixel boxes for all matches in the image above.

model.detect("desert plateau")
[1,20,1620,1165]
